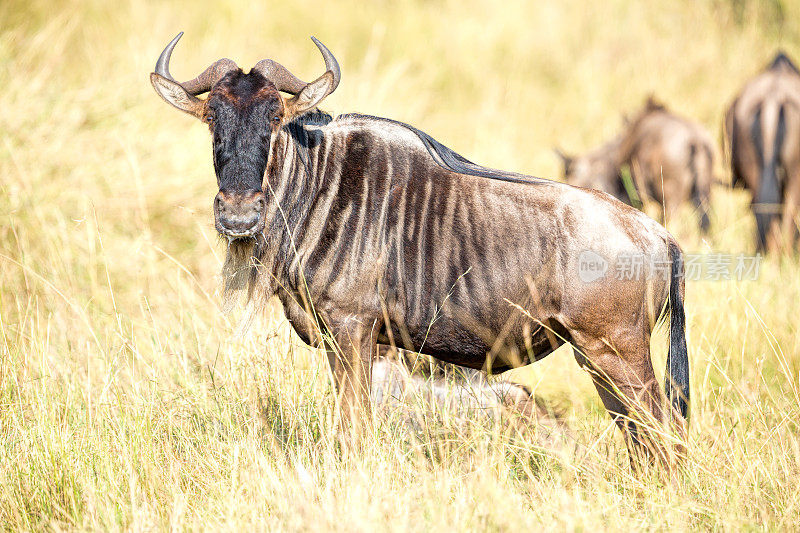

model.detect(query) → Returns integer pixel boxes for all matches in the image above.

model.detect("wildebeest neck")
[220,111,333,306]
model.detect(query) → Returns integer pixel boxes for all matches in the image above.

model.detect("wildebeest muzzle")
[214,189,266,238]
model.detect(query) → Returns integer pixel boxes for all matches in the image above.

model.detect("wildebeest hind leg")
[572,336,669,466]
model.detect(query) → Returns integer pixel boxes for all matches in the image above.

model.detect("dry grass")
[1,0,799,529]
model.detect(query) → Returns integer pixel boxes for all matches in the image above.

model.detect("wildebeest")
[725,51,800,252]
[559,98,714,232]
[150,33,690,460]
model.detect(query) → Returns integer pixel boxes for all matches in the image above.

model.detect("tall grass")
[1,0,799,529]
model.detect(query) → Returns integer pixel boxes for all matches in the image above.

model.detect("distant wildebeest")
[725,51,800,252]
[559,98,714,232]
[150,33,689,461]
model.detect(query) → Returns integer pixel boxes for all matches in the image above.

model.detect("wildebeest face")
[204,71,283,238]
[150,32,341,240]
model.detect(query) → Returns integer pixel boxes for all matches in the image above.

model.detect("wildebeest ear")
[284,71,334,119]
[554,148,573,172]
[150,72,204,119]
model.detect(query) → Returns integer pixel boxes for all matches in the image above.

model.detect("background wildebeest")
[725,51,800,253]
[151,33,689,460]
[559,97,715,233]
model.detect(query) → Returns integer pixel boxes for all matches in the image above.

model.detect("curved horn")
[252,37,340,97]
[155,32,184,82]
[181,58,238,95]
[154,32,238,96]
[251,58,308,95]
[310,36,340,94]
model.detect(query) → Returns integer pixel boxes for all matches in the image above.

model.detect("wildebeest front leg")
[325,318,378,440]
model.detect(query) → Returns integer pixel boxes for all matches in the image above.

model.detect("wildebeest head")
[555,141,629,203]
[150,33,340,239]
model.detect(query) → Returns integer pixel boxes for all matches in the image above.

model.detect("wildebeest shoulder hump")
[337,113,554,186]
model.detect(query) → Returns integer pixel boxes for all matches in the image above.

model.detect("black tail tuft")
[666,240,690,419]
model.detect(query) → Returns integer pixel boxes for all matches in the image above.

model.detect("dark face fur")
[205,70,284,239]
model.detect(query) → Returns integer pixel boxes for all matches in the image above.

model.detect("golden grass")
[1,0,799,529]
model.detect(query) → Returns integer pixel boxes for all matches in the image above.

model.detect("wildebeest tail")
[689,142,712,233]
[752,101,785,251]
[666,240,690,419]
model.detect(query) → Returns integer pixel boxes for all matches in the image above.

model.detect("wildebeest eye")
[272,116,281,125]
[204,114,214,124]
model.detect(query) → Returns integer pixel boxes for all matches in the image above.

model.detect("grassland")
[1,0,799,529]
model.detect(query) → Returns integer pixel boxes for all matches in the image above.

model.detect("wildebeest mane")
[769,51,800,74]
[278,109,336,188]
[285,109,334,154]
[338,114,549,185]
[290,109,334,127]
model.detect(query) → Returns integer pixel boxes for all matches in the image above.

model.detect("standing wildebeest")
[725,52,800,252]
[559,98,714,232]
[150,33,690,460]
